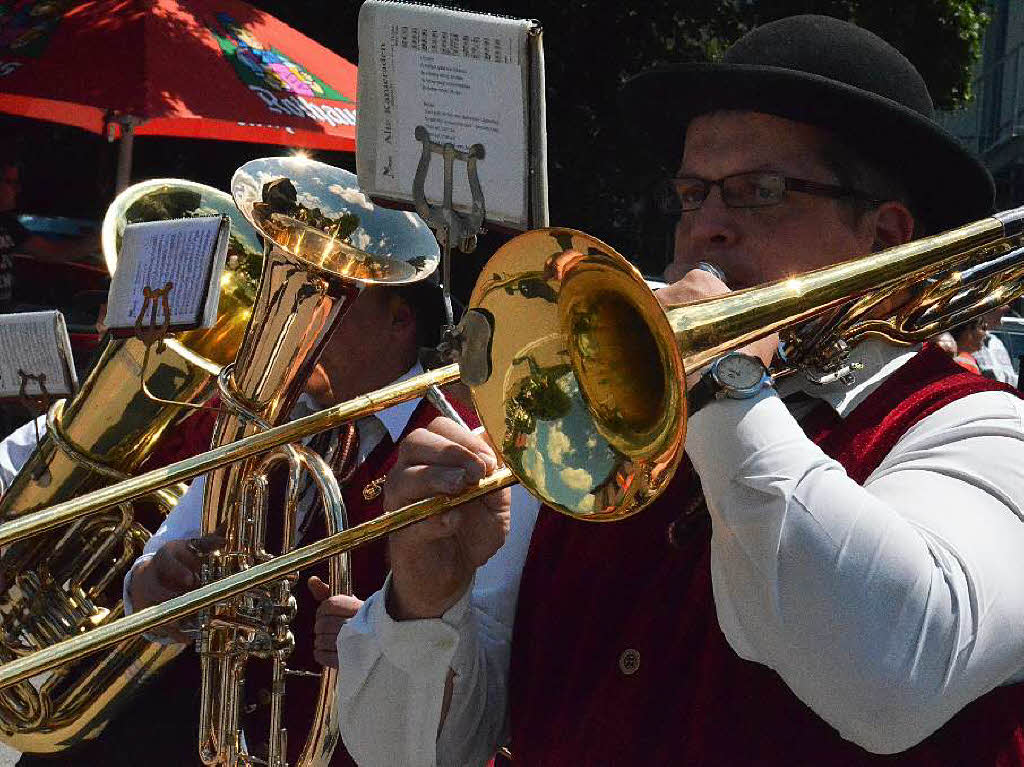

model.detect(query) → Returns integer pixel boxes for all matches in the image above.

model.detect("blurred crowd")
[930,302,1021,385]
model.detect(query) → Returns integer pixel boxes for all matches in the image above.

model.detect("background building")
[938,0,1024,208]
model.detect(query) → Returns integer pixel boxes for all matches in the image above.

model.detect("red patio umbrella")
[0,0,358,188]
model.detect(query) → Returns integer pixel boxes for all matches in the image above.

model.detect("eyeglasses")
[659,171,884,214]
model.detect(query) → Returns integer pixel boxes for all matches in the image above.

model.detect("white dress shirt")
[335,339,1024,765]
[0,415,46,496]
[975,332,1018,385]
[122,363,424,617]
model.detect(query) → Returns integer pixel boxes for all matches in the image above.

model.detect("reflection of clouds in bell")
[520,443,548,497]
[298,191,327,211]
[546,426,573,466]
[231,174,259,205]
[252,170,281,189]
[331,185,374,210]
[559,467,594,492]
[522,370,621,512]
[349,229,372,252]
[404,211,427,229]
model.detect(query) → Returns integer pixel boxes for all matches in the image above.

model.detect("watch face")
[715,354,764,390]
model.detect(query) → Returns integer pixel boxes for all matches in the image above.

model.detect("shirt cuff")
[372,573,473,676]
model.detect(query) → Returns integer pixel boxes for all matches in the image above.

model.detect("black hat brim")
[620,63,994,231]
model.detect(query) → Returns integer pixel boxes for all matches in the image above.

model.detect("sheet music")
[106,217,228,330]
[0,311,75,397]
[358,1,534,227]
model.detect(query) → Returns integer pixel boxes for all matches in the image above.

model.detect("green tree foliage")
[250,1,989,275]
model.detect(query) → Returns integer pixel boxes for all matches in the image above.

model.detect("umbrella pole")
[115,121,135,194]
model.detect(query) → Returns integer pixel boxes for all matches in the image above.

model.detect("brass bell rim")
[467,226,687,523]
[231,156,441,287]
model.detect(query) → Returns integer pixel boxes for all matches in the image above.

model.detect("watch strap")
[686,370,718,417]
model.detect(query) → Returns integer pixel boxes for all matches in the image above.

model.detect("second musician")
[124,282,476,766]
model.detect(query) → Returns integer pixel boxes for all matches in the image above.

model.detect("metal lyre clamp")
[18,369,51,458]
[131,283,228,416]
[412,125,486,255]
[134,282,174,352]
[133,282,188,408]
[412,126,488,366]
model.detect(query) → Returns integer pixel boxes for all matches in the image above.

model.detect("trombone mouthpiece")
[696,261,726,282]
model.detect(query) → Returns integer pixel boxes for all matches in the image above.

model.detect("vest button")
[618,648,640,675]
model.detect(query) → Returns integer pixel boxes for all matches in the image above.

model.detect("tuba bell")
[0,179,263,754]
[195,157,439,767]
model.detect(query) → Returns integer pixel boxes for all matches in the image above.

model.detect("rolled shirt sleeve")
[336,484,538,766]
[686,388,1024,753]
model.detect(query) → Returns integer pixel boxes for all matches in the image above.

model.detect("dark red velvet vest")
[510,346,1024,766]
[248,393,480,766]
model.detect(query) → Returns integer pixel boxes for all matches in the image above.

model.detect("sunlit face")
[667,111,877,289]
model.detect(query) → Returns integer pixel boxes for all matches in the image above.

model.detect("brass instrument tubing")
[665,219,1003,372]
[0,364,461,548]
[0,466,514,689]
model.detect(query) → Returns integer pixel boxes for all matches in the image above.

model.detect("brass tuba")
[0,179,263,754]
[195,157,439,767]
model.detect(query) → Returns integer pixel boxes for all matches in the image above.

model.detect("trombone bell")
[465,229,685,522]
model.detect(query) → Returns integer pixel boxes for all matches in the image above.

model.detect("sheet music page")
[0,311,75,397]
[359,2,532,227]
[106,217,227,330]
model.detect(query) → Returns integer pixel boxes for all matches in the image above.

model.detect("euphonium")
[0,179,263,754]
[195,157,439,767]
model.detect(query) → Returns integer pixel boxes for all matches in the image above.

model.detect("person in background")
[951,319,987,374]
[974,304,1018,384]
[0,153,96,313]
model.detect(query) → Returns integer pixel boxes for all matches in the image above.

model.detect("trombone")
[2,207,1024,691]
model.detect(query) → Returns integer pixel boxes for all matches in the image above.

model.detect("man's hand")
[385,416,510,621]
[128,533,223,642]
[658,268,779,386]
[309,575,363,668]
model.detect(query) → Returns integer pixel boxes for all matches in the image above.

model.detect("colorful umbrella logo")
[0,0,358,187]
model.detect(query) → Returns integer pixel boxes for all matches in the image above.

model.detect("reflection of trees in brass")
[253,177,402,280]
[255,177,361,242]
[226,238,263,307]
[502,354,572,465]
[483,271,557,303]
[125,190,204,224]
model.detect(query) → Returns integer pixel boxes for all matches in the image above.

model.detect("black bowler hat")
[620,14,994,232]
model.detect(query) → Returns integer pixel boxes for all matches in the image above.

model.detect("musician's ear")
[872,200,915,251]
[388,293,417,345]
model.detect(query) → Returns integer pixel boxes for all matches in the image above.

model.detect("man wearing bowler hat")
[333,16,1024,765]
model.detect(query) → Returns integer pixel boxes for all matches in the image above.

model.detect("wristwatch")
[687,351,773,416]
